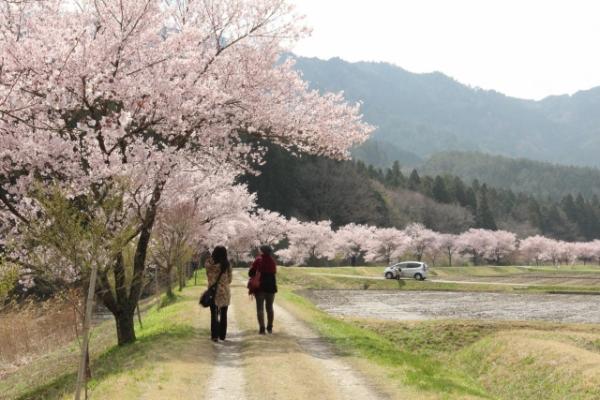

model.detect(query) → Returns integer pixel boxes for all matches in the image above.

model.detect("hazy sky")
[291,0,600,100]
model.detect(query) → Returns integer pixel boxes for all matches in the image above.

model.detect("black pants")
[210,304,228,340]
[255,292,275,329]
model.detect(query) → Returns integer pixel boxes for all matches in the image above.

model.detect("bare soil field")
[434,274,600,287]
[305,290,600,323]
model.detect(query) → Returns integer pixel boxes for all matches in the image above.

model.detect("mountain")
[351,139,422,169]
[420,151,600,200]
[293,56,600,168]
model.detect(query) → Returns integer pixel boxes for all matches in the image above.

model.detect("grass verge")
[281,287,600,400]
[279,267,600,294]
[279,289,490,399]
[2,281,212,400]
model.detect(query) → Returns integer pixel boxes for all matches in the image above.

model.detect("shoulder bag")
[199,268,225,308]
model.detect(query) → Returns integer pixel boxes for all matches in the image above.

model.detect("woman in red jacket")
[249,245,277,334]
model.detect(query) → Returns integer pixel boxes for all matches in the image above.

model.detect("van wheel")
[385,272,394,279]
[414,273,423,281]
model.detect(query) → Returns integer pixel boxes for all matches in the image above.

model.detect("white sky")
[291,0,600,100]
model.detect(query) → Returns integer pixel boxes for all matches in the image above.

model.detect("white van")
[384,261,428,281]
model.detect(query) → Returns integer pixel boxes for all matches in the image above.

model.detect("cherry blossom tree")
[151,172,254,296]
[277,219,333,265]
[541,238,561,266]
[365,227,408,265]
[331,223,375,265]
[486,230,517,265]
[202,217,254,264]
[437,233,459,266]
[202,208,288,263]
[573,242,596,265]
[403,223,436,261]
[557,241,577,266]
[0,0,371,345]
[456,229,494,265]
[151,202,196,298]
[243,208,289,251]
[591,240,600,266]
[519,235,552,266]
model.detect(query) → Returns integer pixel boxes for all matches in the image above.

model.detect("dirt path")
[82,276,387,400]
[204,305,247,400]
[272,302,384,400]
[227,272,385,400]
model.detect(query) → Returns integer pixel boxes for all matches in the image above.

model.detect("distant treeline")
[420,151,600,199]
[244,145,600,242]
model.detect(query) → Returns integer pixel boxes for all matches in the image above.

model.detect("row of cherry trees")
[203,214,600,267]
[0,0,371,347]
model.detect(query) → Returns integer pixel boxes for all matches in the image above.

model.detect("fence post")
[74,262,99,400]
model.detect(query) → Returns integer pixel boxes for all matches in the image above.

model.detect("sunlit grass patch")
[5,282,211,400]
[283,286,600,400]
[280,290,490,399]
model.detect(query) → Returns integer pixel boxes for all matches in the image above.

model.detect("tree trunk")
[447,250,452,267]
[93,182,164,346]
[177,263,183,291]
[165,264,174,298]
[115,309,136,345]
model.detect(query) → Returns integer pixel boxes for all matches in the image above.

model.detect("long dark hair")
[212,246,230,272]
[260,245,273,257]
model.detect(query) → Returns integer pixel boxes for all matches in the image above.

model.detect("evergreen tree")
[465,187,477,211]
[561,194,578,220]
[527,198,544,229]
[452,177,468,207]
[367,164,378,180]
[390,161,405,187]
[355,160,367,175]
[432,176,451,203]
[384,168,394,186]
[420,176,434,198]
[575,194,598,239]
[408,169,421,191]
[475,185,497,230]
[542,204,580,241]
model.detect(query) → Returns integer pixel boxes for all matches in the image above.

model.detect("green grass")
[4,280,207,400]
[432,265,600,277]
[279,266,600,294]
[282,288,600,400]
[281,290,490,399]
[456,332,600,400]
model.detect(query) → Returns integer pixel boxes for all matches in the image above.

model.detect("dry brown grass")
[0,292,82,379]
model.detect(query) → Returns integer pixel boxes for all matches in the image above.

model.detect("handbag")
[199,268,225,308]
[247,269,261,294]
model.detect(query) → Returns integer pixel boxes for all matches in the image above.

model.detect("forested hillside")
[245,146,600,241]
[420,151,600,199]
[294,56,600,168]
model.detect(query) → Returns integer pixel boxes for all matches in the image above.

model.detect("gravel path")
[204,305,247,400]
[221,271,385,400]
[273,303,385,400]
[307,290,600,323]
